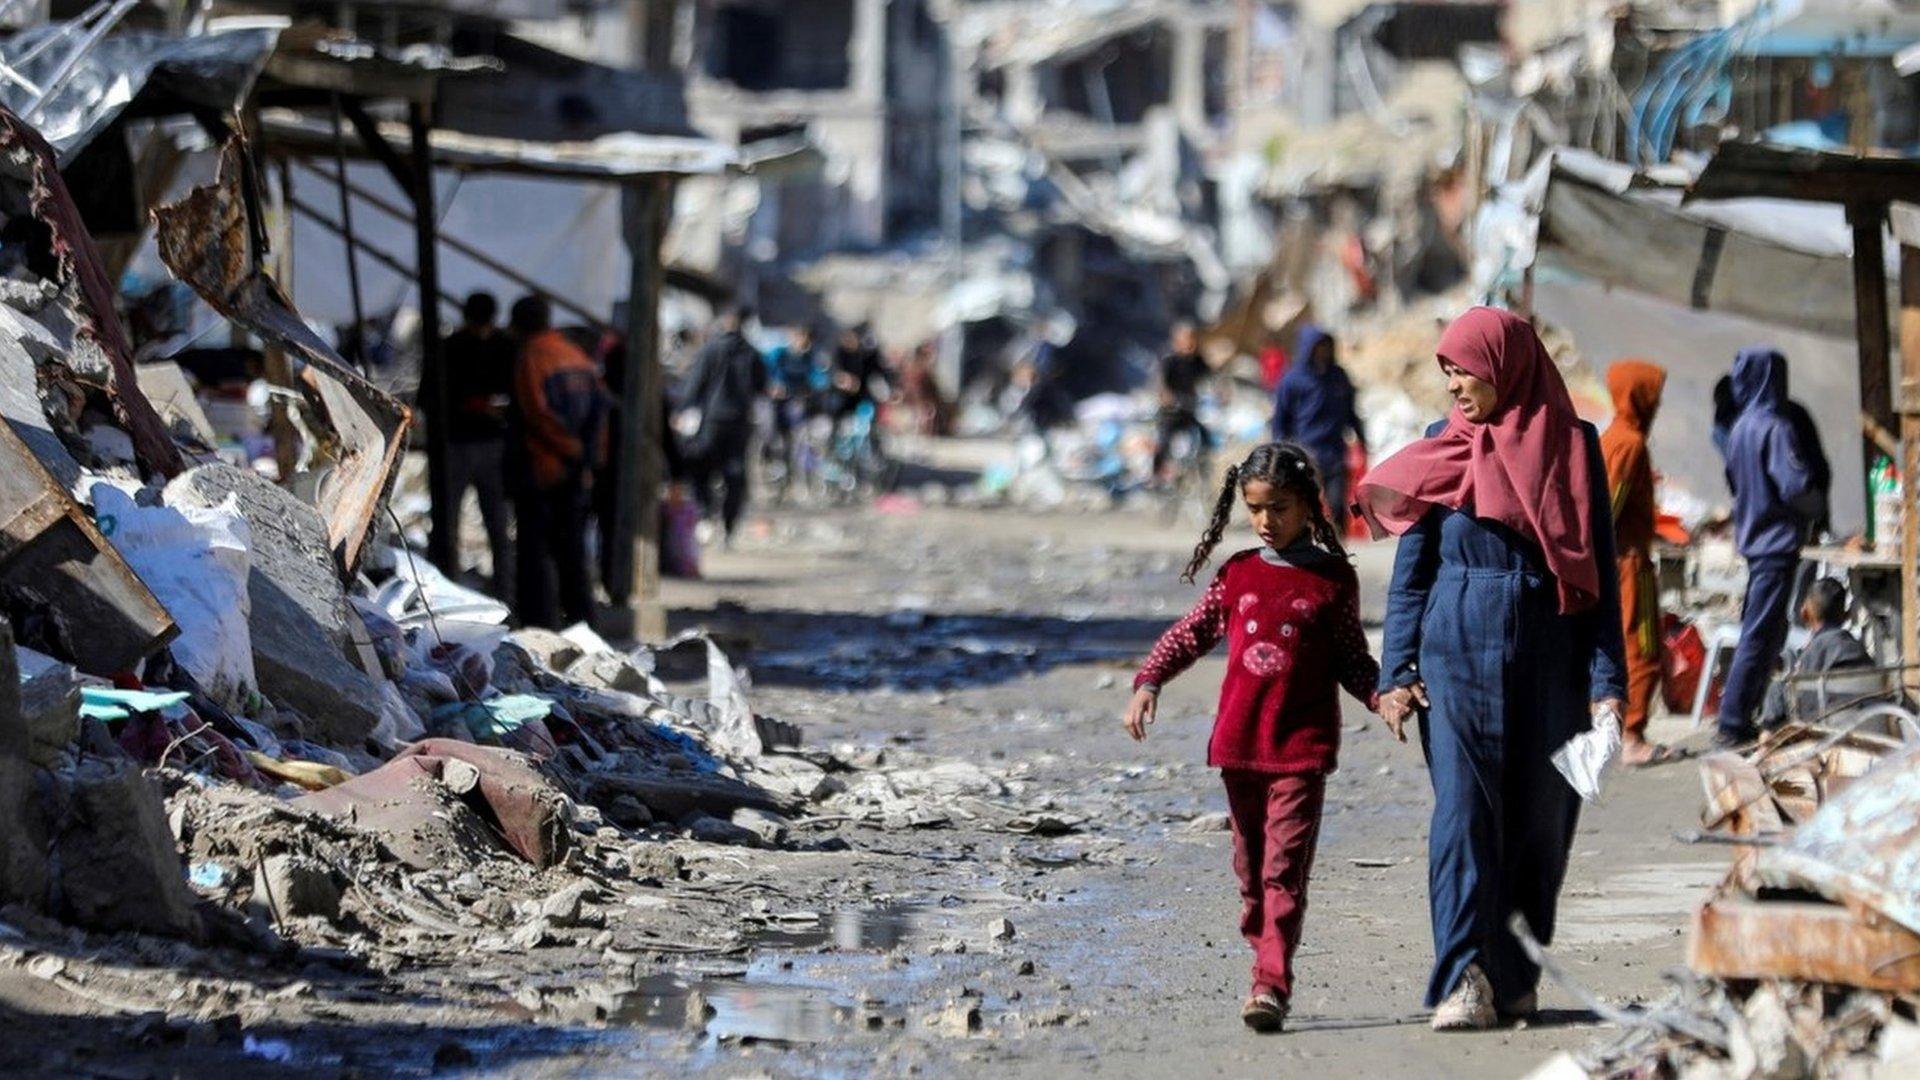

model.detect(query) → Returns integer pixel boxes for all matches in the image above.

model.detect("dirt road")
[632,492,1720,1078]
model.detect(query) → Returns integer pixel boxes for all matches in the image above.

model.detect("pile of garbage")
[1537,720,1920,1078]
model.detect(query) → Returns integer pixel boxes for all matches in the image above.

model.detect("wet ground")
[0,445,1724,1078]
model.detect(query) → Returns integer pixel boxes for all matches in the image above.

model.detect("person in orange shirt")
[509,295,608,629]
[1599,360,1670,764]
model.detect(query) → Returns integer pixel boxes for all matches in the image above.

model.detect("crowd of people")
[439,294,956,627]
[1126,305,1873,1036]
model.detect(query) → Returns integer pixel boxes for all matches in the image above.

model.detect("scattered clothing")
[1269,325,1365,525]
[1600,359,1667,736]
[1134,546,1380,774]
[1356,307,1604,614]
[1759,624,1875,728]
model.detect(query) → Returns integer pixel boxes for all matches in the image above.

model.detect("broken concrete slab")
[50,759,199,938]
[16,644,76,767]
[166,463,379,745]
[508,627,585,674]
[252,852,341,923]
[0,619,45,909]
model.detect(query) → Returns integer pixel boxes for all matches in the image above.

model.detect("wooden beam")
[339,95,417,198]
[1901,243,1920,689]
[605,176,670,640]
[1849,201,1895,546]
[1691,141,1920,205]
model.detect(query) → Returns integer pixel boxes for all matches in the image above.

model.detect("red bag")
[1345,441,1370,540]
[1661,614,1717,715]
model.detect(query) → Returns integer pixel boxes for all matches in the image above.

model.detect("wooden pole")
[606,175,670,641]
[1900,244,1920,689]
[410,100,455,574]
[1848,201,1895,545]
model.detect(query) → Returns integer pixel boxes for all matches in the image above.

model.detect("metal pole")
[409,101,454,574]
[21,0,137,122]
[329,93,370,375]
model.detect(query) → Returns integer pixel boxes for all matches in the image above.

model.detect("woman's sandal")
[1621,740,1677,768]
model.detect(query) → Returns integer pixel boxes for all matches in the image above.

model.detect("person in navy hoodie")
[1270,324,1366,531]
[1715,347,1824,746]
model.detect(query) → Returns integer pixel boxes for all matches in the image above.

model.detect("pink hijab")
[1355,306,1602,614]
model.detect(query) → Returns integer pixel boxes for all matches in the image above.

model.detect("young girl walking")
[1125,442,1380,1033]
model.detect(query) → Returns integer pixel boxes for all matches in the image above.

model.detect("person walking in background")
[1270,324,1366,531]
[1600,360,1672,766]
[1363,306,1625,1031]
[1151,322,1213,481]
[897,342,953,437]
[439,291,517,602]
[680,305,767,543]
[510,295,608,629]
[1716,347,1823,747]
[1124,442,1380,1034]
[764,324,828,469]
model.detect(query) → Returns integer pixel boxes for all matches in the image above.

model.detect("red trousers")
[1222,768,1327,1000]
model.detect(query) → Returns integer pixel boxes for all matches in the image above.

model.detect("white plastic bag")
[92,483,256,707]
[1551,701,1623,803]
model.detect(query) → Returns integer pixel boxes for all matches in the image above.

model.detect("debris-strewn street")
[0,478,1723,1077]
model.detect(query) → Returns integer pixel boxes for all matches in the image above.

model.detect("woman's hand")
[1124,687,1159,742]
[1592,697,1625,721]
[1377,682,1428,744]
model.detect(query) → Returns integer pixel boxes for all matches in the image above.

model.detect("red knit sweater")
[1135,548,1379,774]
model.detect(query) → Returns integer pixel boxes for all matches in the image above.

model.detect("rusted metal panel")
[0,105,183,480]
[1689,894,1920,992]
[1756,741,1920,939]
[151,137,411,574]
[0,420,175,675]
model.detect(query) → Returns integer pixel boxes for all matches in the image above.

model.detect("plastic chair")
[1690,621,1742,728]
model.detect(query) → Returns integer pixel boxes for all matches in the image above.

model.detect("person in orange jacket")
[509,295,608,629]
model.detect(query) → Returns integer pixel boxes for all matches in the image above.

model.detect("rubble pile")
[0,103,1086,1015]
[1541,723,1920,1078]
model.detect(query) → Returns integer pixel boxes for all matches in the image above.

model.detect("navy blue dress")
[1377,421,1626,1009]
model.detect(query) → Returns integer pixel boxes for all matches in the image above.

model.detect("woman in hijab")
[1601,360,1670,765]
[1362,307,1626,1032]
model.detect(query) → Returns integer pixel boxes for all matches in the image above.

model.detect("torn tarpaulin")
[153,137,411,574]
[294,738,570,870]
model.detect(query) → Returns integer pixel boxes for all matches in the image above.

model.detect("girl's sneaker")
[1430,964,1497,1031]
[1240,992,1287,1033]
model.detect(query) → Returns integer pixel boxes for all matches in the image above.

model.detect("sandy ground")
[639,484,1722,1078]
[0,444,1731,1078]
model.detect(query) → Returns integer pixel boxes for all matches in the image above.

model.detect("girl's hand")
[1124,687,1158,742]
[1378,682,1428,744]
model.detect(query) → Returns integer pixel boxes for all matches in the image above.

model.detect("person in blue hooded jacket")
[1716,347,1823,746]
[1270,324,1367,529]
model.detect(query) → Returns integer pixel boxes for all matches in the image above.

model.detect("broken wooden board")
[152,137,410,575]
[1690,894,1920,992]
[0,420,175,674]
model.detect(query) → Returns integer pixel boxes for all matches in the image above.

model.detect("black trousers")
[691,432,751,537]
[515,479,593,630]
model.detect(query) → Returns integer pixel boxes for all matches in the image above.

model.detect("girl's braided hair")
[1181,441,1347,583]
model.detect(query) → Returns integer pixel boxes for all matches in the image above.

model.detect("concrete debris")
[15,645,77,768]
[0,620,46,909]
[167,464,381,745]
[988,917,1016,942]
[50,759,199,939]
[251,853,341,924]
